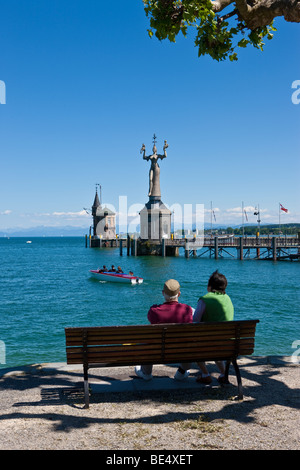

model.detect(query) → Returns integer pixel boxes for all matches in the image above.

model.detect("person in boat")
[98,265,107,273]
[135,279,194,382]
[109,265,116,272]
[116,266,123,273]
[193,270,234,385]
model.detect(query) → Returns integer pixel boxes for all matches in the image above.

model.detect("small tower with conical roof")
[92,189,100,217]
[91,185,116,240]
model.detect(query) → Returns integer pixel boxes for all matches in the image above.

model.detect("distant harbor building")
[91,187,116,240]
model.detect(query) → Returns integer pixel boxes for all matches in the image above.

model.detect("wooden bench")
[65,319,259,408]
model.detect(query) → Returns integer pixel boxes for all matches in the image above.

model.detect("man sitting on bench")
[135,279,194,381]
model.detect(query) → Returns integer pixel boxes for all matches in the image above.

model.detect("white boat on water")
[90,270,143,285]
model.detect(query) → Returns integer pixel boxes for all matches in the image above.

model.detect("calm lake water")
[0,237,299,369]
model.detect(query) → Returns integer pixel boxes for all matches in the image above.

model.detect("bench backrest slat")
[65,320,259,367]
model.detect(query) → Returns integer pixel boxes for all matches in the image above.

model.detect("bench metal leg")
[83,365,90,409]
[224,360,231,382]
[232,358,243,400]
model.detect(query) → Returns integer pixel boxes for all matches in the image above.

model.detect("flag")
[244,209,248,222]
[280,204,288,213]
[212,210,216,222]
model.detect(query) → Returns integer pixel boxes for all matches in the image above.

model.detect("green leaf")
[238,38,249,48]
[229,53,238,61]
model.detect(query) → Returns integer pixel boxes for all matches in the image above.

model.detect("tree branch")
[218,8,238,21]
[211,0,235,13]
[235,0,300,29]
[211,0,300,27]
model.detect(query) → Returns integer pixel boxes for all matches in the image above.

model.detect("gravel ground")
[0,356,299,451]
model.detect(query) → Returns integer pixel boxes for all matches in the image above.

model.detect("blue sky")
[0,0,299,231]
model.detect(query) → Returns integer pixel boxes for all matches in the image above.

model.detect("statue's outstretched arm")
[157,141,168,159]
[140,144,147,159]
[163,140,168,157]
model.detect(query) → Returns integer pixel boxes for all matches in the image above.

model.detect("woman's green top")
[200,291,234,322]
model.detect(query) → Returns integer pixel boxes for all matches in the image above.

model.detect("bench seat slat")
[66,348,255,366]
[65,329,257,347]
[66,338,254,355]
[66,341,255,364]
[65,326,257,338]
[65,320,258,337]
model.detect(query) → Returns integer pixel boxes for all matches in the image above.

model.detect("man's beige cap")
[163,279,180,296]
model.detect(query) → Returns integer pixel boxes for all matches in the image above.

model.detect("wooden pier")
[86,234,300,261]
[125,235,300,261]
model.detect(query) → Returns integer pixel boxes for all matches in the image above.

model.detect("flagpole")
[279,203,280,234]
[242,201,244,238]
[210,201,212,237]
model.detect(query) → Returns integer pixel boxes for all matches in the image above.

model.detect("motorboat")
[90,270,143,284]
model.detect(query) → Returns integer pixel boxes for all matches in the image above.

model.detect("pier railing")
[90,234,300,260]
[165,236,299,248]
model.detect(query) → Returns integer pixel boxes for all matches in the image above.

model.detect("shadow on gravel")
[0,357,299,433]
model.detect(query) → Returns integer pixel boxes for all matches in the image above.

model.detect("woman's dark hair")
[208,270,228,294]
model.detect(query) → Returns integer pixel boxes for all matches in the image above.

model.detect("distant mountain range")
[0,223,299,237]
[0,226,90,237]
